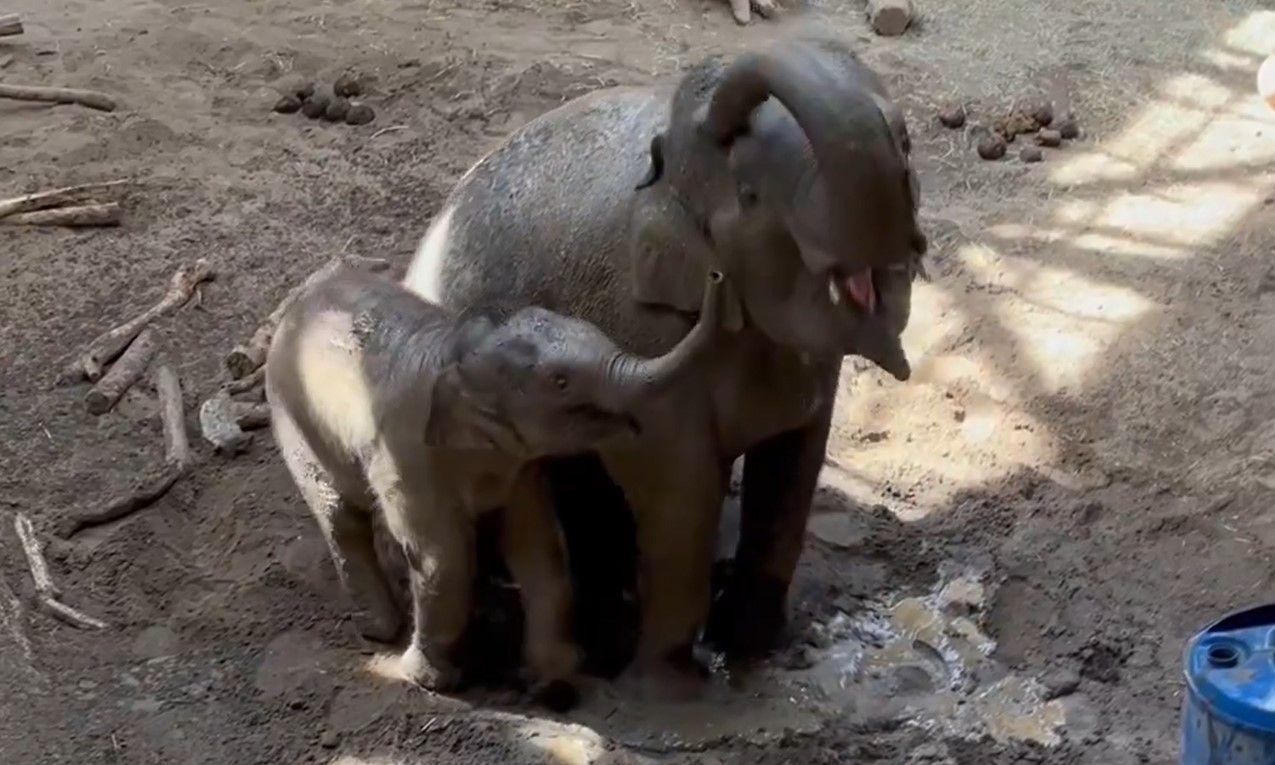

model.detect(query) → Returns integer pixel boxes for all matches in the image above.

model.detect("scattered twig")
[0,83,117,112]
[224,254,388,379]
[0,202,121,227]
[0,180,130,219]
[84,328,158,415]
[0,55,14,70]
[0,14,21,37]
[14,513,108,629]
[369,125,407,140]
[59,258,214,384]
[61,362,190,537]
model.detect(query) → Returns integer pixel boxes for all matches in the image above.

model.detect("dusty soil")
[3,0,1274,763]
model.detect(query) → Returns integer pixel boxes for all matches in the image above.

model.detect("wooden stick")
[153,362,190,468]
[0,202,121,227]
[14,513,108,630]
[233,401,271,430]
[59,259,214,384]
[0,180,130,219]
[0,15,21,37]
[62,364,190,536]
[0,83,117,112]
[14,514,59,598]
[224,254,389,379]
[84,328,158,414]
[220,366,264,396]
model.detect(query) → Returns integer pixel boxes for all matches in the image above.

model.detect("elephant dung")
[938,103,967,129]
[977,133,1007,160]
[868,0,913,36]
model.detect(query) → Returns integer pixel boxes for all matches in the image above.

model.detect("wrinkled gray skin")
[266,267,724,693]
[404,33,926,693]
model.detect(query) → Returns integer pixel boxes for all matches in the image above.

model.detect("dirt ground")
[2,0,1274,762]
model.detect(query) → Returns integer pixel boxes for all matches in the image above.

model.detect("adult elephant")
[404,33,926,692]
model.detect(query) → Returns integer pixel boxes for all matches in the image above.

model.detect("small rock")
[977,134,1007,160]
[1041,667,1081,700]
[1056,113,1080,139]
[1031,102,1054,127]
[319,730,340,749]
[868,0,913,36]
[345,103,375,126]
[273,94,301,114]
[1036,129,1062,147]
[324,96,350,122]
[334,73,363,98]
[1020,146,1043,163]
[938,104,966,129]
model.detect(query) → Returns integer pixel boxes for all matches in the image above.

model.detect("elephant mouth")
[827,267,877,315]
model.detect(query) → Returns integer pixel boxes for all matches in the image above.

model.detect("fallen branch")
[224,254,389,379]
[84,327,157,414]
[61,362,190,537]
[59,258,213,384]
[0,202,121,228]
[0,83,117,112]
[14,513,108,630]
[0,180,130,219]
[233,401,270,430]
[220,366,264,396]
[0,14,22,37]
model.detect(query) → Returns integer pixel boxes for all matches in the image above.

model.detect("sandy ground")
[2,0,1274,763]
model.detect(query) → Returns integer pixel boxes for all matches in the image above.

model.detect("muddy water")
[568,571,1069,753]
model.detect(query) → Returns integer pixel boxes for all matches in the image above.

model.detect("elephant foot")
[728,0,779,25]
[400,643,462,691]
[617,646,708,701]
[705,565,788,661]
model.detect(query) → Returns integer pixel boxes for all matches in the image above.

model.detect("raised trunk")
[606,271,724,398]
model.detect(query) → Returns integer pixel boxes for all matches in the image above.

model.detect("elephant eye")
[738,184,758,208]
[552,373,569,391]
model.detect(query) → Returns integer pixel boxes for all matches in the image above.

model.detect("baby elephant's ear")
[424,366,492,449]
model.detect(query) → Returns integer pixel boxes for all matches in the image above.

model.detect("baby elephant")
[266,265,725,694]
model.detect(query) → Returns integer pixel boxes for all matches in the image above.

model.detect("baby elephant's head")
[426,274,725,456]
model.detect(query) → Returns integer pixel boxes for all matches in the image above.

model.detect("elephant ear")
[423,365,495,449]
[630,189,744,331]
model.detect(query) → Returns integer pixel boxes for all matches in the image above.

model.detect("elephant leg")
[605,449,725,696]
[367,457,471,691]
[708,400,834,660]
[502,465,581,691]
[274,412,400,642]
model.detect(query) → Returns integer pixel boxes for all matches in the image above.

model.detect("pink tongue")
[844,270,877,315]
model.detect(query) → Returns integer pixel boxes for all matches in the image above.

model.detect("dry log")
[0,14,21,37]
[0,180,130,219]
[84,328,158,414]
[868,0,913,36]
[62,362,190,536]
[0,202,121,227]
[224,254,389,379]
[14,513,108,630]
[59,258,213,384]
[0,83,117,112]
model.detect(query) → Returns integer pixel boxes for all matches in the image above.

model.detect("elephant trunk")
[605,271,724,399]
[698,37,913,267]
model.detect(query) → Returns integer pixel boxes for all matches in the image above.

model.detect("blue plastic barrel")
[1182,603,1275,764]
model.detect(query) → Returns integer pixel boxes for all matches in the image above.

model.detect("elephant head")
[631,34,926,380]
[427,272,727,454]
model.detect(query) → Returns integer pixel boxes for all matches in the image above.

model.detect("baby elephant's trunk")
[605,271,725,398]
